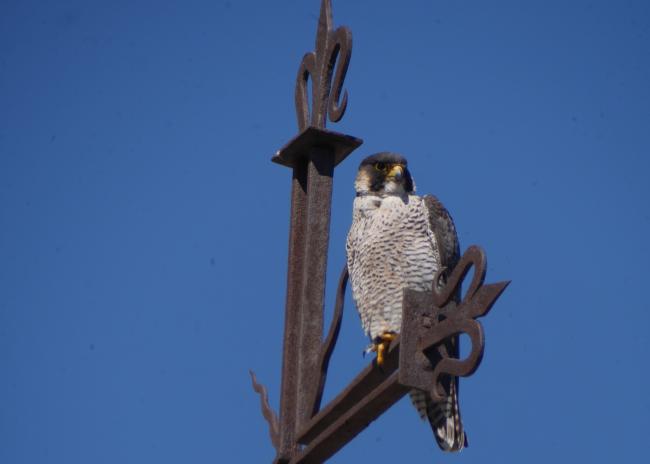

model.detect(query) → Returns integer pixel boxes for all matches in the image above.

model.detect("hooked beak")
[387,164,404,182]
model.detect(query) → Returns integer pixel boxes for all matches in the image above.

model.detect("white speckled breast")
[346,193,441,340]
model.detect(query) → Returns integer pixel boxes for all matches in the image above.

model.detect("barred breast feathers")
[346,194,441,339]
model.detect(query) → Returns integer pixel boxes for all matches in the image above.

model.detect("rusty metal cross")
[249,2,509,463]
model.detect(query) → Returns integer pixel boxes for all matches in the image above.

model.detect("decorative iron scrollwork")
[400,245,510,401]
[295,0,352,131]
[249,370,280,450]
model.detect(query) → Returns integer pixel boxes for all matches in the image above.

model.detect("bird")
[345,152,466,451]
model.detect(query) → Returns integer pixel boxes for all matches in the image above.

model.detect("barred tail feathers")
[409,380,466,452]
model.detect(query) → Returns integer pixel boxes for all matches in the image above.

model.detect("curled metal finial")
[295,0,352,131]
[249,370,280,449]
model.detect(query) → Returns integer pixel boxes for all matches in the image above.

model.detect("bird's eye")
[374,162,386,172]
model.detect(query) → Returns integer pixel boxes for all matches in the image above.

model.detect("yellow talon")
[377,342,386,366]
[373,332,397,366]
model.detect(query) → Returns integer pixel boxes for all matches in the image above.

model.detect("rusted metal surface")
[309,266,348,420]
[400,246,510,401]
[249,370,280,449]
[250,2,361,462]
[258,124,362,461]
[295,0,351,130]
[296,147,334,429]
[297,337,401,446]
[272,127,361,169]
[292,371,408,464]
[251,1,510,462]
[276,158,308,460]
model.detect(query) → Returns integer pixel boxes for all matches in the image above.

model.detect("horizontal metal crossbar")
[293,342,407,463]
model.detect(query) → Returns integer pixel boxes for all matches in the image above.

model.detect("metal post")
[277,159,308,461]
[265,2,359,461]
[297,147,334,428]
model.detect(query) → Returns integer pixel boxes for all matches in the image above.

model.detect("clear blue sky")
[1,1,649,463]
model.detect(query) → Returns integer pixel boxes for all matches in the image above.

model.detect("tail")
[409,377,466,452]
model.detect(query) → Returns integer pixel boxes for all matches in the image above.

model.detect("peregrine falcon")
[346,152,466,451]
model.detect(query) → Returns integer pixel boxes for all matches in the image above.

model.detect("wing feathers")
[423,194,460,272]
[421,194,465,451]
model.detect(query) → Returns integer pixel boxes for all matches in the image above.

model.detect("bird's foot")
[370,332,397,366]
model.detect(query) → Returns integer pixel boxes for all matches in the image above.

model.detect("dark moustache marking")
[358,152,415,193]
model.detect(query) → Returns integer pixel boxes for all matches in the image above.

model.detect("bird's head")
[354,152,415,196]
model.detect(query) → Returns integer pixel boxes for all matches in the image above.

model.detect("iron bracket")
[400,245,510,401]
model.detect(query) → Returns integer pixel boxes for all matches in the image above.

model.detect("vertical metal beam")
[277,159,308,461]
[269,128,361,464]
[297,147,335,429]
[255,2,359,462]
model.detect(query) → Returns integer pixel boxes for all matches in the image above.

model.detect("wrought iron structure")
[250,2,510,462]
